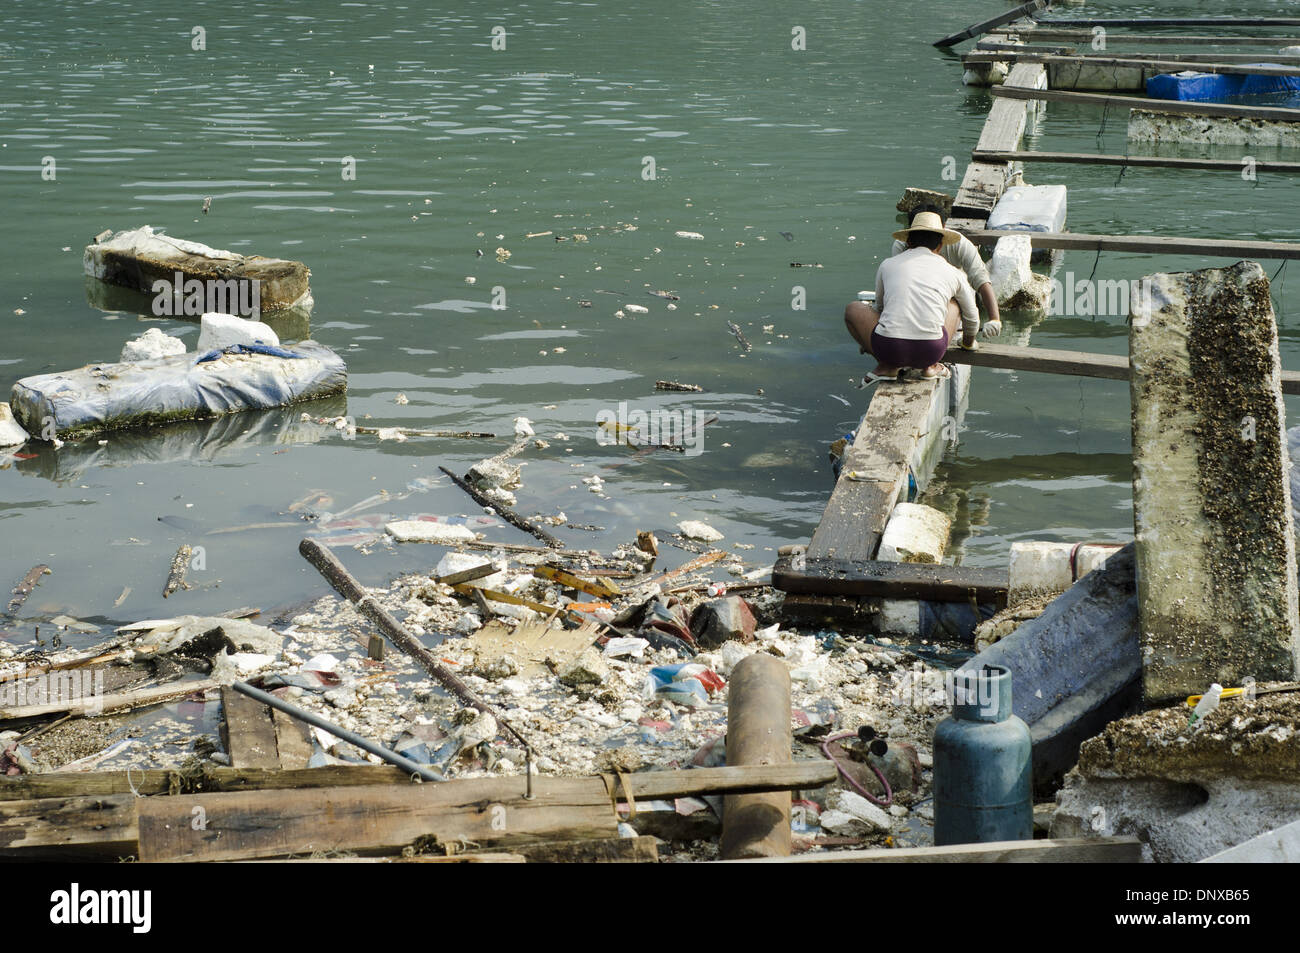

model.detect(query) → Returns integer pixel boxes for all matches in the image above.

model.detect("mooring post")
[1129,261,1300,703]
[720,654,792,859]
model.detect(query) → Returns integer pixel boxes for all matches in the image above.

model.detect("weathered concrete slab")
[1051,690,1300,862]
[1201,817,1300,862]
[1130,261,1299,704]
[1129,109,1300,147]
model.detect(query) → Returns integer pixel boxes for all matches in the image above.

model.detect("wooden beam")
[961,50,1300,65]
[990,84,1300,121]
[220,686,281,770]
[961,228,1300,260]
[0,793,138,859]
[0,677,220,722]
[1031,17,1300,29]
[973,52,1300,77]
[941,342,1300,396]
[719,836,1143,863]
[995,28,1300,46]
[807,381,939,563]
[773,554,1009,605]
[934,0,1047,48]
[972,149,1300,173]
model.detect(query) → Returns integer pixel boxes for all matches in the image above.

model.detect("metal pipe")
[232,680,445,783]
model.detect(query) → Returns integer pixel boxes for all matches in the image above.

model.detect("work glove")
[981,319,1002,338]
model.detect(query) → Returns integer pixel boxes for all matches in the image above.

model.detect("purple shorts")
[870,329,949,370]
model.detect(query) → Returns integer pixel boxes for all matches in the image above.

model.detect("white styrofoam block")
[196,312,280,352]
[0,403,29,447]
[878,502,952,564]
[120,326,186,362]
[990,234,1033,304]
[988,184,1068,234]
[878,599,921,637]
[385,520,477,544]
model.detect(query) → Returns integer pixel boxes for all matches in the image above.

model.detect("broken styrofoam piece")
[678,520,723,542]
[435,552,506,589]
[819,790,892,836]
[1008,541,1125,606]
[877,503,951,564]
[196,312,280,352]
[0,403,29,447]
[385,520,477,544]
[121,326,186,362]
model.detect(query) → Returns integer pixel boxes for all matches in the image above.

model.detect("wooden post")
[721,654,793,859]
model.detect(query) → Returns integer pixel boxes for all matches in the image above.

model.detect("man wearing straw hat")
[891,203,1001,331]
[845,210,1001,383]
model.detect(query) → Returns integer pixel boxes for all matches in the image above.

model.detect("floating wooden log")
[5,564,50,615]
[933,0,1048,48]
[434,562,498,586]
[438,465,563,549]
[959,228,1300,260]
[654,380,704,392]
[989,84,1300,121]
[942,341,1300,395]
[161,545,192,598]
[972,149,1300,173]
[773,554,1009,605]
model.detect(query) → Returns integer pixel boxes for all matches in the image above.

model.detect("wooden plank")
[0,793,138,858]
[464,618,601,678]
[996,28,1300,46]
[719,836,1143,863]
[807,381,938,562]
[951,161,1015,220]
[773,555,1009,605]
[5,564,50,615]
[1032,17,1300,29]
[990,84,1300,121]
[934,0,1047,48]
[973,52,1300,77]
[481,836,660,863]
[973,149,1300,173]
[613,761,838,800]
[969,50,1300,65]
[0,764,411,801]
[942,341,1300,396]
[271,708,313,770]
[220,686,280,770]
[960,228,1300,260]
[137,777,619,862]
[0,677,220,721]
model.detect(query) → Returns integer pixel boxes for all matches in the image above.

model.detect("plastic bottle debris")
[1189,682,1223,730]
[644,663,725,707]
[674,230,704,240]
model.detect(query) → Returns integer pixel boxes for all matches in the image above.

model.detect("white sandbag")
[0,403,29,447]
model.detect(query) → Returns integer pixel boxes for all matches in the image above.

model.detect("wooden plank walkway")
[992,29,1300,46]
[990,84,1300,121]
[952,62,1046,223]
[1030,17,1300,28]
[966,51,1300,71]
[972,149,1300,174]
[943,342,1300,396]
[721,836,1143,863]
[960,228,1300,260]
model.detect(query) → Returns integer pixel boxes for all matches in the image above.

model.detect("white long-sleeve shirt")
[890,234,991,291]
[874,246,980,340]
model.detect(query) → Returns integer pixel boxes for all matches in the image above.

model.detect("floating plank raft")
[952,62,1046,225]
[990,84,1300,121]
[994,29,1300,46]
[959,228,1300,260]
[1029,17,1300,28]
[966,52,1300,73]
[972,149,1300,174]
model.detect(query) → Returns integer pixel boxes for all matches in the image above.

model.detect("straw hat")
[892,210,961,247]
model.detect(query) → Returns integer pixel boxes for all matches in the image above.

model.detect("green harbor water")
[2,0,1300,643]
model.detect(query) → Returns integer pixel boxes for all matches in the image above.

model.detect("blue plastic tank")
[933,663,1032,845]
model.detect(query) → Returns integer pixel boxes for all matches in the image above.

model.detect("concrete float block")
[1129,109,1300,148]
[196,312,280,352]
[1130,261,1300,703]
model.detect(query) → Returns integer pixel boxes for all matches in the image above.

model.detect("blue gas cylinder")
[933,663,1032,846]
